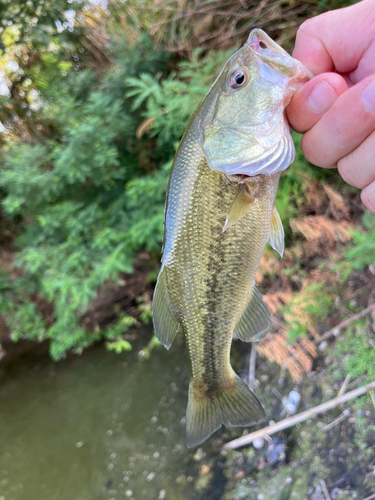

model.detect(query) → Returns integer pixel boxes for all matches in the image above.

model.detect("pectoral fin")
[152,268,180,349]
[268,206,284,257]
[234,285,271,342]
[223,185,255,232]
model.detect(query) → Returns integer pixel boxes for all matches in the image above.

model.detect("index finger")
[293,0,375,81]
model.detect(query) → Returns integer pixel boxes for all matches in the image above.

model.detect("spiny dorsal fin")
[268,206,284,257]
[152,268,180,350]
[234,284,271,342]
[223,185,255,232]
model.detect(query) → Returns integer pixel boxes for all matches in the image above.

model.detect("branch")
[222,380,375,450]
[248,344,256,391]
[320,479,331,500]
[317,304,375,344]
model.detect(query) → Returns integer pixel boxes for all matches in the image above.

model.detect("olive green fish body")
[166,161,279,377]
[152,29,311,447]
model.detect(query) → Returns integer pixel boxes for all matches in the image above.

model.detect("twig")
[337,374,351,397]
[317,304,375,344]
[347,376,366,390]
[369,391,375,411]
[222,380,375,450]
[272,387,283,401]
[363,494,375,500]
[321,412,347,432]
[248,344,256,391]
[320,479,331,500]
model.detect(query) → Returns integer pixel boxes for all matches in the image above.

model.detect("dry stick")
[317,304,375,344]
[337,374,351,397]
[222,380,375,450]
[320,479,331,500]
[363,495,375,500]
[321,412,347,432]
[248,344,256,391]
[369,391,375,411]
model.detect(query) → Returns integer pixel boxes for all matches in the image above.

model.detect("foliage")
[0,5,172,358]
[0,1,240,359]
[282,281,333,343]
[130,0,360,56]
[0,0,370,362]
[335,211,375,281]
[275,134,311,237]
[331,321,375,384]
[125,47,235,148]
[106,338,132,354]
[105,314,136,353]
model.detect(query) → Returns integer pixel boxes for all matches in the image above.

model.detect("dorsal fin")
[222,185,255,232]
[268,206,284,257]
[234,284,271,342]
[152,268,180,349]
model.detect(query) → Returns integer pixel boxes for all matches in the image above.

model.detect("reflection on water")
[0,329,209,500]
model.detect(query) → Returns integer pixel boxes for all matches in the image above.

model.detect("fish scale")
[152,28,311,447]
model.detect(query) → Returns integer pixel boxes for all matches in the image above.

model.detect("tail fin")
[186,373,265,448]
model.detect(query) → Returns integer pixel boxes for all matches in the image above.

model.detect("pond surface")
[0,329,221,500]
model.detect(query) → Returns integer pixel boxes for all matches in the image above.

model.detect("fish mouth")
[247,29,289,58]
[246,28,314,82]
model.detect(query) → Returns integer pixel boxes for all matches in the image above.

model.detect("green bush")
[335,211,375,281]
[0,0,368,360]
[0,10,241,359]
[0,25,173,357]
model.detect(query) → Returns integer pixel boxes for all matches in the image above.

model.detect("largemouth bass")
[152,29,311,448]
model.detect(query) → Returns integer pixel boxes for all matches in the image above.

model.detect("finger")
[361,181,375,214]
[293,1,375,78]
[286,73,347,133]
[337,130,375,189]
[301,75,375,168]
[351,39,375,84]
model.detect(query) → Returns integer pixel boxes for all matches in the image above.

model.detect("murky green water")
[0,329,220,500]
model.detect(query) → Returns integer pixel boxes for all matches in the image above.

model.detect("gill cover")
[202,29,311,178]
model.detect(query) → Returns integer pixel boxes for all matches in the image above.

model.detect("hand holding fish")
[286,0,375,214]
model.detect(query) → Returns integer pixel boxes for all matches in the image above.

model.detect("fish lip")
[247,28,289,57]
[246,28,314,82]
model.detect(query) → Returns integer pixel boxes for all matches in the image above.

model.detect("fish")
[152,29,312,448]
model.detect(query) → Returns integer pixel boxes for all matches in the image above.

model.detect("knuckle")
[324,110,348,145]
[297,12,330,36]
[301,117,338,168]
[301,134,325,167]
[297,18,319,36]
[361,185,375,214]
[337,154,362,188]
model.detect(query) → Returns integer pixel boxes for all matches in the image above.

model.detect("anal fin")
[268,206,284,257]
[234,285,271,342]
[152,268,180,349]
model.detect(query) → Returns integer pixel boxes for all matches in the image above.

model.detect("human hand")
[286,0,375,213]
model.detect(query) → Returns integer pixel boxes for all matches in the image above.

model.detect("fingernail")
[308,81,336,113]
[362,79,375,113]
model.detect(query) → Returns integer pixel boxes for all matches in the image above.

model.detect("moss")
[330,321,375,383]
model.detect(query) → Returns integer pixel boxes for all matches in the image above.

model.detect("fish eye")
[259,40,268,50]
[229,69,248,90]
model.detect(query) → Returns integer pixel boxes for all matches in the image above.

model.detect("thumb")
[286,72,347,133]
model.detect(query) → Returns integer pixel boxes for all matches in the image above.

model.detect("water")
[0,330,212,500]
